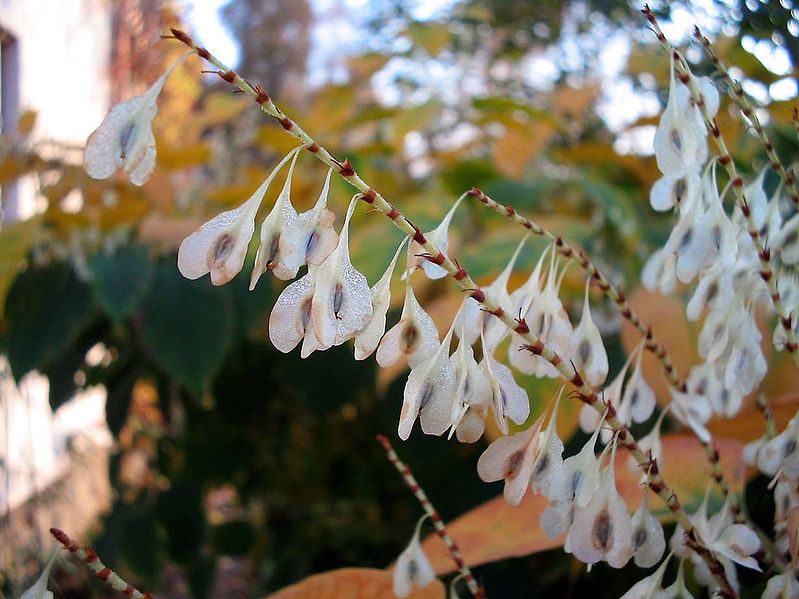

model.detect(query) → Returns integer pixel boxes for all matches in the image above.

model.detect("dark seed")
[402,325,418,352]
[673,178,687,204]
[407,559,418,580]
[333,282,344,318]
[505,450,525,479]
[300,298,313,331]
[268,235,281,263]
[571,470,583,499]
[633,527,647,549]
[533,452,549,477]
[670,128,682,151]
[212,234,234,264]
[306,231,319,255]
[679,227,693,250]
[785,438,797,459]
[712,225,721,249]
[119,122,135,159]
[592,511,612,550]
[462,375,471,398]
[578,339,591,364]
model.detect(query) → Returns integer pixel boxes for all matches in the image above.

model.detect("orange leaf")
[265,568,444,599]
[620,288,699,406]
[621,289,799,440]
[709,391,799,443]
[492,122,554,179]
[421,434,743,574]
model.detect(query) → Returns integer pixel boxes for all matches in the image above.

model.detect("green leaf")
[472,96,563,128]
[406,21,451,55]
[139,263,236,396]
[4,262,95,381]
[0,216,41,318]
[89,245,153,323]
[227,269,274,338]
[211,520,255,555]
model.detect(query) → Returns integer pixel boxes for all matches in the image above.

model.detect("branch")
[465,187,686,391]
[642,6,799,367]
[169,27,737,593]
[466,188,745,523]
[376,435,485,599]
[694,27,799,210]
[50,527,153,599]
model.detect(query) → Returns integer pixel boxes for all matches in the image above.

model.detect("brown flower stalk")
[167,27,738,596]
[693,27,799,210]
[643,6,799,366]
[465,187,686,390]
[466,187,744,522]
[376,434,485,599]
[50,527,153,599]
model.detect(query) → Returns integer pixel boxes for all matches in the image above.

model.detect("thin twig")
[50,527,153,599]
[466,187,686,391]
[376,435,485,599]
[467,188,744,521]
[170,28,738,591]
[643,7,799,369]
[694,27,799,210]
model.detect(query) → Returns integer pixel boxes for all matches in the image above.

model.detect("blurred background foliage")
[0,0,798,597]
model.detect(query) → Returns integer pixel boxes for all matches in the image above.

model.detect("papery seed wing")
[455,409,487,443]
[276,168,337,278]
[268,273,315,353]
[631,504,666,568]
[251,151,301,287]
[376,318,408,367]
[419,335,458,437]
[177,182,265,285]
[311,198,373,348]
[399,364,430,440]
[84,54,186,186]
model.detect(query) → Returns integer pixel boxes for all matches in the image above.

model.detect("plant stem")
[467,187,745,522]
[168,28,738,596]
[50,527,152,599]
[376,435,485,598]
[694,27,799,210]
[466,187,686,391]
[643,6,799,368]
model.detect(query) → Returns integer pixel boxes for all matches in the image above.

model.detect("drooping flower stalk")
[393,515,437,597]
[84,51,191,186]
[466,185,742,522]
[466,187,687,392]
[643,6,799,366]
[693,27,799,211]
[50,527,153,599]
[167,30,740,591]
[376,435,485,599]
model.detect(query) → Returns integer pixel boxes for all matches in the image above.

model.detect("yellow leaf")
[492,121,554,178]
[17,110,37,136]
[348,53,390,79]
[157,142,211,170]
[406,22,451,56]
[0,217,41,318]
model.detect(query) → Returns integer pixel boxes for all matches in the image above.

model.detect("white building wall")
[0,0,113,219]
[0,0,113,514]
